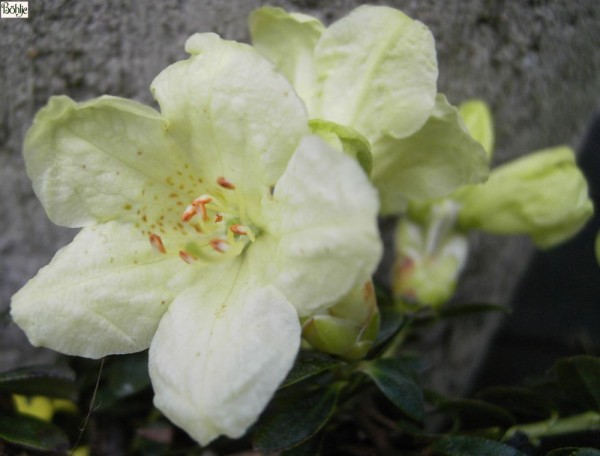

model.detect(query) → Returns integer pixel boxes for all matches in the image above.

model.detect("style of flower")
[11,33,382,445]
[249,5,489,214]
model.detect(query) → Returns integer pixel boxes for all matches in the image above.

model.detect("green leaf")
[555,356,600,411]
[281,433,322,456]
[253,385,341,451]
[0,366,77,400]
[476,386,553,421]
[0,412,70,452]
[438,399,515,429]
[432,435,527,456]
[547,448,600,456]
[368,306,407,358]
[281,351,343,388]
[361,358,424,422]
[106,351,151,398]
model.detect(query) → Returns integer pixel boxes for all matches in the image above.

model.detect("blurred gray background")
[1,0,599,396]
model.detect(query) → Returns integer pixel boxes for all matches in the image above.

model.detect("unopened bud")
[302,280,379,360]
[393,201,468,308]
[455,146,593,248]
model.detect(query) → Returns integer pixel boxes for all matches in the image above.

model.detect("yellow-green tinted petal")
[11,222,190,358]
[314,5,437,142]
[459,99,495,159]
[309,118,372,175]
[149,261,300,445]
[249,6,324,110]
[373,94,489,215]
[264,136,382,316]
[23,95,187,228]
[456,146,594,248]
[151,33,309,213]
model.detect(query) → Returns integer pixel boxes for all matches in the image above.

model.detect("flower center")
[146,176,258,264]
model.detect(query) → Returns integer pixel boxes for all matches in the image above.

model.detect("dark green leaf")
[547,448,600,456]
[253,385,341,451]
[367,307,407,358]
[476,386,553,420]
[0,365,77,400]
[106,351,151,398]
[432,435,526,456]
[555,356,600,411]
[281,351,342,388]
[0,412,70,452]
[362,358,424,422]
[281,433,322,456]
[438,399,515,429]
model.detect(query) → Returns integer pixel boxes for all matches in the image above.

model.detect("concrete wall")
[1,0,599,393]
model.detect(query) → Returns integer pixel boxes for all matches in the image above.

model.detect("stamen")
[192,195,212,221]
[181,204,197,222]
[149,233,166,253]
[210,238,230,253]
[230,224,248,236]
[215,213,223,223]
[179,250,197,264]
[217,176,236,190]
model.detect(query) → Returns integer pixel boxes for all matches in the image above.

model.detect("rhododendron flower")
[250,5,488,214]
[11,34,382,445]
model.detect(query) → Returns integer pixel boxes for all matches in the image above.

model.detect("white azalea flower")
[11,33,382,445]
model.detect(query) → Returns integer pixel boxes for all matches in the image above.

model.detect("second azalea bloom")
[11,34,382,445]
[250,5,489,214]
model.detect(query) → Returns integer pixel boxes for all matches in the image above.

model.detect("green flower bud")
[393,201,468,308]
[458,98,495,160]
[455,146,594,248]
[302,281,379,360]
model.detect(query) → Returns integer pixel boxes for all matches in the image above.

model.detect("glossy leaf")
[476,386,553,421]
[0,413,70,452]
[362,358,424,422]
[368,307,408,358]
[438,398,516,429]
[555,356,600,411]
[432,435,527,456]
[281,351,342,388]
[253,385,341,451]
[0,366,77,401]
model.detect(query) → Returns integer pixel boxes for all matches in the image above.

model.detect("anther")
[192,194,212,221]
[217,177,236,190]
[230,224,248,236]
[179,250,197,264]
[210,238,230,253]
[149,233,166,253]
[181,204,197,222]
[215,213,223,223]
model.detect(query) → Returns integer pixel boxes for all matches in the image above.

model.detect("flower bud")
[393,201,468,308]
[455,146,593,248]
[302,280,379,360]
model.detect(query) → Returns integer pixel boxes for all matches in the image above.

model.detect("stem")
[504,411,600,443]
